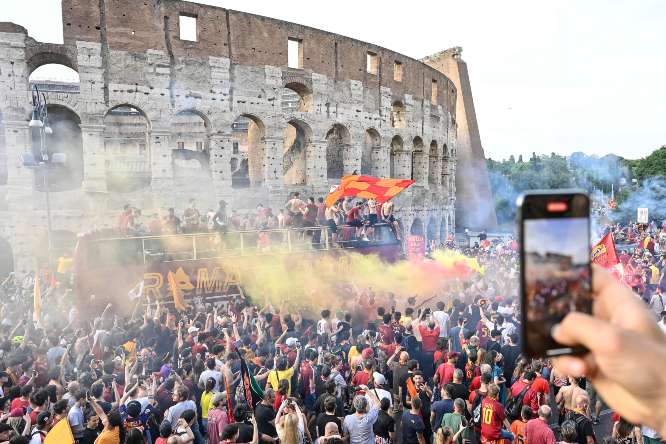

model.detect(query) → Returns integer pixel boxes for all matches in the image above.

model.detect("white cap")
[188,326,199,334]
[373,372,386,385]
[285,337,298,347]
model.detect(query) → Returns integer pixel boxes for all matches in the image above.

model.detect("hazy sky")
[4,0,665,160]
[525,218,589,264]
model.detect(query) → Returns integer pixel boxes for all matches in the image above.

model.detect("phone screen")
[520,192,592,357]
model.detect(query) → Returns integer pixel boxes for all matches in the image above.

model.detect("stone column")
[80,124,107,194]
[343,142,361,175]
[395,150,412,180]
[210,133,233,203]
[263,135,284,190]
[413,152,429,187]
[150,128,174,210]
[307,139,327,187]
[429,155,441,188]
[371,147,386,178]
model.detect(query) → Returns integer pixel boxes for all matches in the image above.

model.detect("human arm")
[174,418,195,444]
[251,415,260,444]
[89,395,109,427]
[20,414,31,436]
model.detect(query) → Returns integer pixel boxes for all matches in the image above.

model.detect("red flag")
[590,232,619,268]
[325,175,415,207]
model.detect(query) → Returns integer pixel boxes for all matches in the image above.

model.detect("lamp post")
[23,85,63,268]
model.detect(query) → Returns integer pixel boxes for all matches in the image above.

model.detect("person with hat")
[28,411,52,444]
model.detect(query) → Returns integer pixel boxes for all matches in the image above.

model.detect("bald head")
[538,405,552,420]
[399,351,409,363]
[324,422,339,436]
[575,394,589,410]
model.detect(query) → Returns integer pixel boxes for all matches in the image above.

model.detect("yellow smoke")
[217,249,483,312]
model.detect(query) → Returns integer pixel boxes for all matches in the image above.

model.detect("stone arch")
[103,105,152,193]
[32,229,77,265]
[231,114,266,188]
[26,48,77,76]
[282,82,312,113]
[325,123,351,180]
[389,135,403,178]
[428,140,440,186]
[363,128,380,176]
[440,217,448,243]
[410,218,425,236]
[283,118,312,185]
[391,101,406,129]
[0,236,13,279]
[411,136,427,184]
[31,104,84,192]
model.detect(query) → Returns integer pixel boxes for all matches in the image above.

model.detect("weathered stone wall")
[0,0,463,273]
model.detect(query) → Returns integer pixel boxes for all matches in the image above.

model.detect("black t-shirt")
[571,413,596,444]
[315,413,341,438]
[374,410,395,438]
[401,411,425,444]
[255,403,277,441]
[500,344,521,381]
[392,364,408,396]
[236,422,254,443]
[398,372,413,405]
[336,321,351,341]
[448,383,468,404]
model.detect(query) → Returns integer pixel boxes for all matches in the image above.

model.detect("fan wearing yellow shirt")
[256,348,302,397]
[200,377,216,428]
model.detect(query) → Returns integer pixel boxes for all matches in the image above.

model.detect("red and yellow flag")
[591,232,619,268]
[325,175,415,207]
[167,271,188,312]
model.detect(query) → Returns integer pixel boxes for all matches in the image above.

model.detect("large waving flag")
[591,232,619,268]
[45,418,75,444]
[325,175,415,207]
[167,271,188,312]
[240,356,264,408]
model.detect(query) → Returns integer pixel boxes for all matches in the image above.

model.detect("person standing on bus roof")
[118,204,134,235]
[163,208,181,235]
[183,199,201,234]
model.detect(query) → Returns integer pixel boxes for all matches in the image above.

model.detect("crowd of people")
[0,216,663,444]
[117,193,403,243]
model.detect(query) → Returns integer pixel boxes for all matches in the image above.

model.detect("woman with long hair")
[613,418,643,444]
[276,399,305,444]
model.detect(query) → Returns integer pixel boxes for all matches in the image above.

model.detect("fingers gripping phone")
[518,191,592,358]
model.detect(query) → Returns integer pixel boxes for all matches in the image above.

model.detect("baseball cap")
[187,326,199,334]
[285,337,298,347]
[373,372,386,385]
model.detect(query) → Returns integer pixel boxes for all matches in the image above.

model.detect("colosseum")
[0,0,496,274]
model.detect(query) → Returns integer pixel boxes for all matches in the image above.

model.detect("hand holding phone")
[519,191,592,358]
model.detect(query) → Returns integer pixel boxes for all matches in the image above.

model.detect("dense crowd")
[117,193,402,242]
[0,203,663,444]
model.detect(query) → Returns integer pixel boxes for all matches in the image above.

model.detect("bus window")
[87,238,144,269]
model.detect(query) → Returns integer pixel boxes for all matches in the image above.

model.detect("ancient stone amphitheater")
[0,0,495,274]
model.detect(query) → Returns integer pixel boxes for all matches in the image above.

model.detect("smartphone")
[518,190,592,358]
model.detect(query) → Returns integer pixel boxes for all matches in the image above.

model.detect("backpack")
[31,430,46,442]
[471,390,486,428]
[506,385,530,421]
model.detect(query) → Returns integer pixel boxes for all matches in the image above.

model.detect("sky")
[4,0,666,161]
[524,218,589,264]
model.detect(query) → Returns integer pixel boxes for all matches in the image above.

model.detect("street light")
[22,85,66,268]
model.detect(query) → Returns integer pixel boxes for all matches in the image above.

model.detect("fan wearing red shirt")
[481,384,514,442]
[434,352,458,387]
[351,361,373,387]
[378,314,395,344]
[529,362,550,406]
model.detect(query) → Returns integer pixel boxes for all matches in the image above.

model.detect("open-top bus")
[73,223,401,315]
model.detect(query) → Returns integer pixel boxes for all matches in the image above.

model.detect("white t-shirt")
[432,311,450,338]
[317,319,331,335]
[199,369,223,391]
[366,388,392,407]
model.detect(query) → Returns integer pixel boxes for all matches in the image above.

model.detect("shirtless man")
[555,376,588,423]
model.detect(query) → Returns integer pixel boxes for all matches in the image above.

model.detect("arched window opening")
[325,124,351,180]
[103,106,151,193]
[428,140,439,186]
[410,218,424,236]
[29,64,80,93]
[411,136,425,182]
[34,105,83,192]
[363,129,380,176]
[283,119,312,185]
[281,82,312,113]
[389,136,403,178]
[231,115,266,188]
[391,101,405,129]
